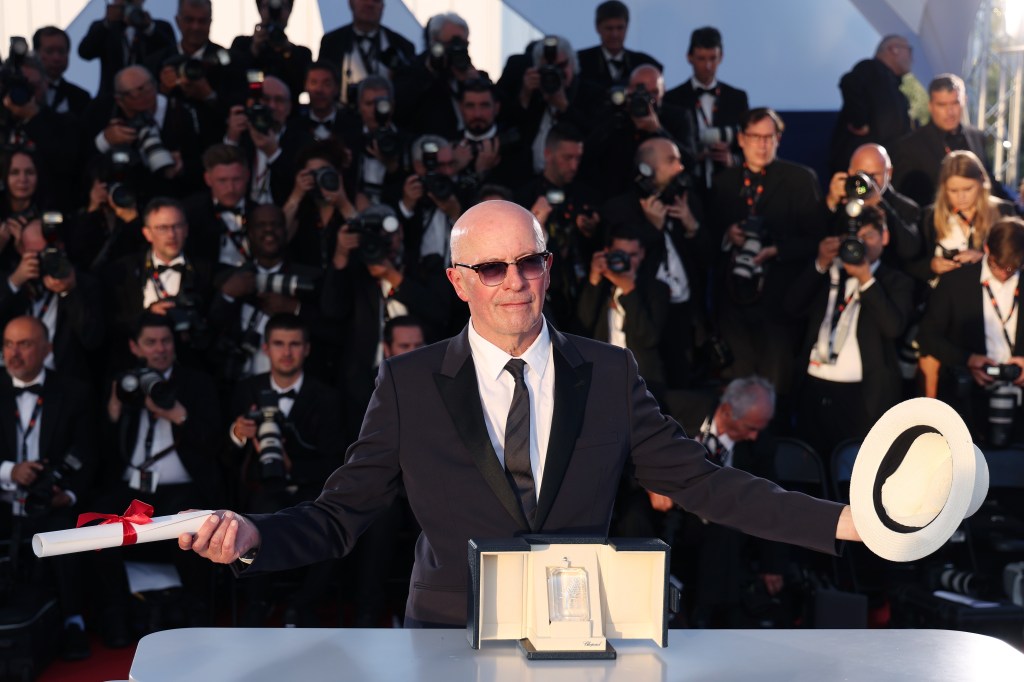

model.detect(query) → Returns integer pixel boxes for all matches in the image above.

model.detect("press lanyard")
[982,280,1018,352]
[15,396,43,463]
[741,164,766,216]
[33,291,55,320]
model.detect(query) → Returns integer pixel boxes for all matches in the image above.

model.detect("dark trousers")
[0,506,84,618]
[796,376,870,472]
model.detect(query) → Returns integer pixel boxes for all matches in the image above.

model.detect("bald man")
[181,200,858,628]
[825,142,922,269]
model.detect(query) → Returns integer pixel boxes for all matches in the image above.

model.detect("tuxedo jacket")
[229,36,313,106]
[663,79,748,177]
[237,123,316,206]
[228,373,346,492]
[318,24,415,78]
[47,78,91,117]
[576,46,662,89]
[78,18,176,96]
[109,364,223,506]
[891,123,993,207]
[0,370,97,504]
[246,324,845,625]
[787,262,914,423]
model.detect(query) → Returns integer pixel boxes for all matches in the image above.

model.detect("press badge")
[129,467,159,494]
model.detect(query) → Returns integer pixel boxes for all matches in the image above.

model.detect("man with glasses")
[918,217,1024,444]
[829,35,914,174]
[181,199,860,628]
[824,143,921,271]
[101,197,212,370]
[712,108,824,423]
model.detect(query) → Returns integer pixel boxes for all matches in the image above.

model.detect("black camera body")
[117,367,176,410]
[123,112,175,176]
[97,147,139,209]
[732,215,766,280]
[311,166,340,203]
[22,454,83,518]
[0,37,31,107]
[165,293,206,334]
[349,212,400,265]
[429,37,471,75]
[538,37,563,95]
[123,1,149,29]
[605,250,631,274]
[262,0,289,52]
[985,364,1023,382]
[659,172,692,206]
[420,142,455,201]
[39,212,72,280]
[244,70,274,135]
[247,389,286,480]
[628,85,653,119]
[371,98,400,158]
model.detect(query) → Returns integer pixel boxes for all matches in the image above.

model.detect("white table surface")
[129,627,1024,681]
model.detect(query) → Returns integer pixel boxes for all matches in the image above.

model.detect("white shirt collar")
[152,253,186,267]
[464,125,497,142]
[467,317,552,383]
[690,76,719,91]
[981,256,1020,290]
[11,368,45,389]
[271,373,304,394]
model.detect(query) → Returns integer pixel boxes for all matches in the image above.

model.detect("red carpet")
[37,634,136,682]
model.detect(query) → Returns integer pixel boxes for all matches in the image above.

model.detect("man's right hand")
[179,510,261,565]
[226,105,249,144]
[640,195,667,230]
[826,171,848,212]
[103,119,138,147]
[401,174,424,209]
[10,251,40,288]
[12,461,44,487]
[725,223,746,247]
[232,415,257,442]
[817,236,840,271]
[220,269,256,299]
[967,353,998,386]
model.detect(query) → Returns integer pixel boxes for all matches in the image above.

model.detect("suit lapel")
[0,379,18,462]
[535,328,591,529]
[434,330,528,528]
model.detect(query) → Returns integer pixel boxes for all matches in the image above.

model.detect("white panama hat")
[850,398,989,562]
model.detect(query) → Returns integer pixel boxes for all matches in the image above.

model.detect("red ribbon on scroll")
[76,499,155,546]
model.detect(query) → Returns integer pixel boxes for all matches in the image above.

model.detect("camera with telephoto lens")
[262,0,289,53]
[255,270,315,297]
[732,215,765,280]
[659,171,692,206]
[371,98,400,158]
[123,113,175,176]
[605,250,631,274]
[928,564,987,598]
[985,364,1023,382]
[348,207,400,265]
[22,454,82,518]
[100,147,138,209]
[988,381,1022,447]
[39,212,72,280]
[420,141,455,201]
[837,201,886,266]
[429,36,471,75]
[699,125,737,146]
[164,292,206,334]
[117,367,176,410]
[246,389,286,480]
[244,70,274,135]
[628,84,654,119]
[538,37,563,95]
[310,166,340,204]
[0,37,31,107]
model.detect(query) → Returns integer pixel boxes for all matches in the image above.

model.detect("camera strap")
[14,395,43,463]
[136,410,177,470]
[32,291,55,320]
[982,280,1018,353]
[815,267,859,364]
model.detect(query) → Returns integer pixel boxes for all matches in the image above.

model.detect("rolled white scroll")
[33,510,213,558]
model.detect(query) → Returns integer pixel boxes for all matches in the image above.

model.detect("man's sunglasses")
[453,251,550,287]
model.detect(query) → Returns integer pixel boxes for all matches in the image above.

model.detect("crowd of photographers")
[2,0,1023,661]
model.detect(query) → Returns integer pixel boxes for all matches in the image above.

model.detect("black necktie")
[13,384,42,396]
[155,263,185,274]
[503,359,537,527]
[214,203,242,216]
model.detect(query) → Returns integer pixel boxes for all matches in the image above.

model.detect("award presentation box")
[468,536,672,659]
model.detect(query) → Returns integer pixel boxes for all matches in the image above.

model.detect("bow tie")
[695,87,716,97]
[13,384,42,396]
[214,203,243,216]
[155,263,185,274]
[607,57,623,68]
[277,389,297,401]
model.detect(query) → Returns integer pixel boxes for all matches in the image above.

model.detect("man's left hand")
[146,398,188,426]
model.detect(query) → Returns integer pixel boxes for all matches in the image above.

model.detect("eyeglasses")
[741,132,777,145]
[453,251,550,287]
[146,222,187,234]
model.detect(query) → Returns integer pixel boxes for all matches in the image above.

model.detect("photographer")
[322,204,450,440]
[225,73,314,205]
[33,26,91,116]
[0,149,46,266]
[604,136,711,387]
[577,227,670,398]
[282,139,357,270]
[824,143,921,271]
[226,313,344,626]
[918,217,1024,446]
[0,316,96,660]
[508,35,603,175]
[450,77,526,193]
[209,204,320,383]
[396,136,463,267]
[86,64,207,197]
[0,216,105,385]
[393,13,480,138]
[786,205,913,461]
[101,197,213,371]
[183,144,252,270]
[297,61,346,141]
[576,1,662,89]
[78,0,175,96]
[581,63,694,197]
[230,0,312,104]
[336,74,410,207]
[319,0,415,107]
[92,312,222,643]
[712,108,823,413]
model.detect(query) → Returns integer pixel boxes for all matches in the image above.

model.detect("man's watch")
[238,547,258,565]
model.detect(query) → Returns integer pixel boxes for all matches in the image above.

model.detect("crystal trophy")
[546,557,590,622]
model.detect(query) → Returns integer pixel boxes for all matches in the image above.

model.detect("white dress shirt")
[981,257,1019,363]
[142,253,185,309]
[0,369,47,490]
[128,367,191,486]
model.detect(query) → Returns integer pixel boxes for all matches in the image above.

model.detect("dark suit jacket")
[663,79,748,182]
[829,58,910,172]
[48,78,91,116]
[318,24,415,83]
[229,36,313,106]
[0,370,97,504]
[78,18,176,95]
[787,262,914,424]
[237,123,316,206]
[228,372,346,495]
[891,123,995,207]
[245,324,845,625]
[576,46,662,89]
